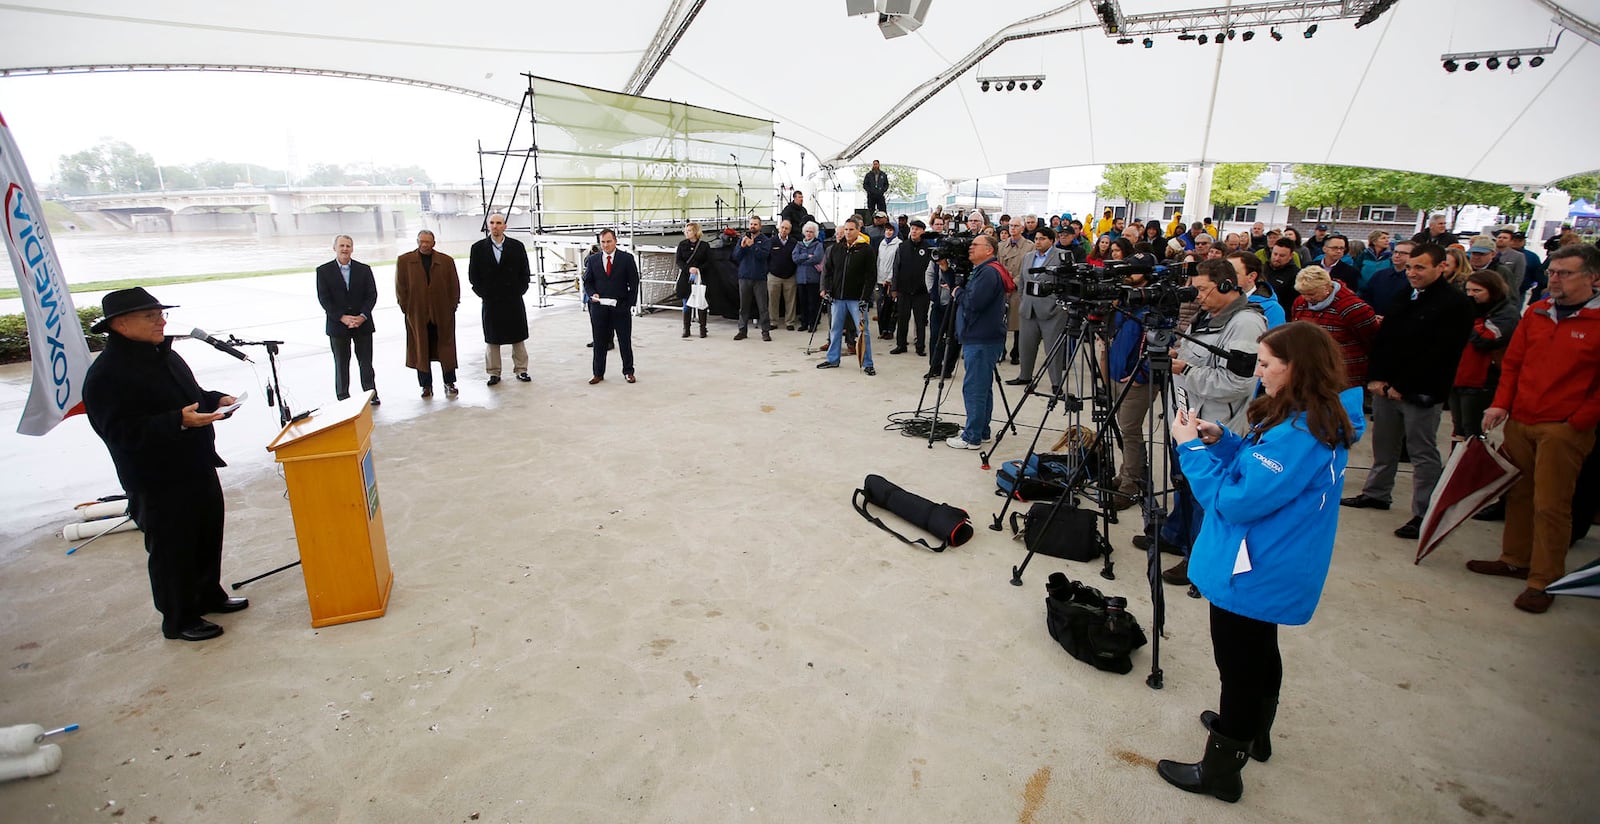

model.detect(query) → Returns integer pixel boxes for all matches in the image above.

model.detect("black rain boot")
[1199,702,1276,762]
[682,313,692,338]
[699,310,708,338]
[1157,731,1250,803]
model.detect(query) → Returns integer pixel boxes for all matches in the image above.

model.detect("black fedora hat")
[91,287,177,333]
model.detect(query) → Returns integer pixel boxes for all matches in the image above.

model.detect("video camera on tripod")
[926,229,975,274]
[1025,257,1200,312]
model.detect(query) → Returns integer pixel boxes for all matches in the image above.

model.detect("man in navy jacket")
[947,235,1008,449]
[315,234,379,404]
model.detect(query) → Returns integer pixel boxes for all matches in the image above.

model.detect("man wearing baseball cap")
[84,288,246,642]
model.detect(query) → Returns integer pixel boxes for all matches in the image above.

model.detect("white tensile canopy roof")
[1,0,1596,185]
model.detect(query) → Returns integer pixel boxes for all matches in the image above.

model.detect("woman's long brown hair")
[1246,321,1356,448]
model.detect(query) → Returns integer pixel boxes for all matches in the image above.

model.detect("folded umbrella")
[1415,437,1522,564]
[1546,557,1600,598]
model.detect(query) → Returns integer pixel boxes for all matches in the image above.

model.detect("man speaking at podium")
[83,288,247,642]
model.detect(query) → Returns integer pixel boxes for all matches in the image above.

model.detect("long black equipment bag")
[1008,495,1109,563]
[1044,571,1148,675]
[853,474,974,552]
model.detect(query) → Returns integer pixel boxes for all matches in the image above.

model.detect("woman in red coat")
[1290,265,1381,388]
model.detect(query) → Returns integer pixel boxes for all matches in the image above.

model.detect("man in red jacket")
[1474,245,1600,613]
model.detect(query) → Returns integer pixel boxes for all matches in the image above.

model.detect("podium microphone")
[189,328,253,362]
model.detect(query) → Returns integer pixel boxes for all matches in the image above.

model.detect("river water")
[44,231,413,284]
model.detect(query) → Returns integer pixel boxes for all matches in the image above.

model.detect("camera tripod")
[902,285,1018,447]
[989,298,1133,586]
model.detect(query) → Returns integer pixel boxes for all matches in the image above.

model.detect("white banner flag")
[1,110,91,435]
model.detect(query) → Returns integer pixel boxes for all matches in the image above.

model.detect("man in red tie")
[581,229,640,384]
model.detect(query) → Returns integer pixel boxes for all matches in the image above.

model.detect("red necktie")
[605,255,613,277]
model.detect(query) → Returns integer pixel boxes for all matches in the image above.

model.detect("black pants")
[589,303,635,377]
[1209,603,1282,742]
[415,322,457,386]
[876,284,896,337]
[131,472,228,636]
[866,192,887,214]
[895,291,930,350]
[797,282,822,331]
[330,332,375,400]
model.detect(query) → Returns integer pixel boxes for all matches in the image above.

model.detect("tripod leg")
[231,560,301,590]
[992,366,1018,435]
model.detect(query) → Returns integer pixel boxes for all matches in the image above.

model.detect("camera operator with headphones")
[1151,258,1267,586]
[1106,253,1162,510]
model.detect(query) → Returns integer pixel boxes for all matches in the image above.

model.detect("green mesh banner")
[530,76,774,228]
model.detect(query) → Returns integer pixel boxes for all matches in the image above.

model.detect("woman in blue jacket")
[1156,321,1366,804]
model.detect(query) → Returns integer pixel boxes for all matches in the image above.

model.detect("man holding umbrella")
[1472,245,1600,613]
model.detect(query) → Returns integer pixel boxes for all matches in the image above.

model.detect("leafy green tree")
[1209,163,1268,232]
[1283,164,1393,227]
[1550,173,1600,203]
[1390,174,1521,227]
[53,140,158,194]
[881,164,918,199]
[1096,163,1169,209]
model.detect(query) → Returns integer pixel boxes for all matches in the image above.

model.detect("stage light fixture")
[1006,80,1016,91]
[1303,24,1318,38]
[1117,37,1134,45]
[1507,56,1522,70]
[1226,29,1236,40]
[1241,31,1255,42]
[1530,55,1544,67]
[1198,33,1209,45]
[1032,79,1043,90]
[981,80,990,91]
[1443,59,1458,72]
[1486,57,1501,70]
[1465,60,1479,71]
[1216,35,1225,47]
[1143,37,1153,48]
[1177,32,1196,41]
[1270,28,1282,41]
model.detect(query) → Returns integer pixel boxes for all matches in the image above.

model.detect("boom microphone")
[189,328,253,362]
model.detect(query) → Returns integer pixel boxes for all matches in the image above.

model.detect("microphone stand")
[225,335,293,426]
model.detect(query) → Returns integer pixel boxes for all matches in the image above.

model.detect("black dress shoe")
[864,366,876,376]
[889,346,907,354]
[487,375,501,386]
[816,361,840,369]
[369,395,381,406]
[165,619,224,642]
[1005,378,1029,386]
[1340,494,1391,510]
[1394,517,1422,539]
[516,372,531,382]
[208,597,249,614]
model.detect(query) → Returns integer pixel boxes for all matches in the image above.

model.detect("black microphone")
[1224,350,1258,378]
[189,328,253,362]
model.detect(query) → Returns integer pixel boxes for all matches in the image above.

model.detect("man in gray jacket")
[1007,226,1074,394]
[1154,258,1267,585]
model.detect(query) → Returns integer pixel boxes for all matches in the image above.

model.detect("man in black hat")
[83,288,246,642]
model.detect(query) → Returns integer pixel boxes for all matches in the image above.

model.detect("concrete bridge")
[60,184,526,237]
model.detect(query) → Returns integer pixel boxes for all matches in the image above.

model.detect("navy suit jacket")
[582,249,639,309]
[316,258,378,337]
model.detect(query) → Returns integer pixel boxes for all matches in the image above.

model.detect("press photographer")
[946,234,1008,449]
[1156,259,1267,586]
[1105,253,1164,510]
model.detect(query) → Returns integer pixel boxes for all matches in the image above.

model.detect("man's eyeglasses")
[129,310,168,322]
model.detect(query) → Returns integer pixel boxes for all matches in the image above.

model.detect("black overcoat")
[468,236,531,344]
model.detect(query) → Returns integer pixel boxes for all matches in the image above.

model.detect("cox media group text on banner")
[1,110,90,435]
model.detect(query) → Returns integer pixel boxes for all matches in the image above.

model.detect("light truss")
[1096,1,1389,38]
[0,63,520,106]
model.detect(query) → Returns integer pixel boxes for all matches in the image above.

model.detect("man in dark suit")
[315,235,379,405]
[581,228,639,384]
[83,288,246,642]
[468,213,532,386]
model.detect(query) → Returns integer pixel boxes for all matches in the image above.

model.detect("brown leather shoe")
[588,376,603,385]
[1513,587,1554,614]
[1465,559,1530,579]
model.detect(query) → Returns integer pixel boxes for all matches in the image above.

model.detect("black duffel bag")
[852,474,974,552]
[1009,498,1108,563]
[1044,571,1147,675]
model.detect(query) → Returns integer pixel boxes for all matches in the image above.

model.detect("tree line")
[49,140,433,196]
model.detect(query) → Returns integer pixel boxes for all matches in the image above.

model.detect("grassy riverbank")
[0,267,313,300]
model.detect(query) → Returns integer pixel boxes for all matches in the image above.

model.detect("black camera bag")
[1009,498,1107,562]
[1044,572,1148,675]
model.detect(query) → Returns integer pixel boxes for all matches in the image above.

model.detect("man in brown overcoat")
[395,229,461,398]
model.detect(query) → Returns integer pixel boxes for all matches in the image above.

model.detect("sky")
[2,71,534,186]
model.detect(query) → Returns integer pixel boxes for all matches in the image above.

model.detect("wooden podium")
[266,392,392,627]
